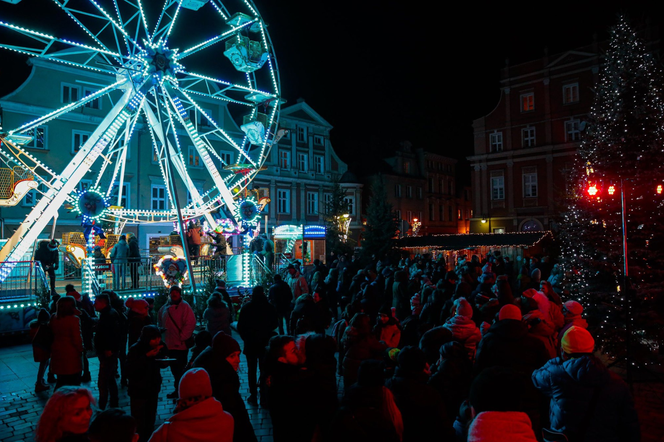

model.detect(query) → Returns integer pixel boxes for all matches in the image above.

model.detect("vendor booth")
[273,224,326,266]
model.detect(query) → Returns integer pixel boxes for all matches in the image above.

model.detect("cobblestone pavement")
[2,335,663,442]
[0,332,277,442]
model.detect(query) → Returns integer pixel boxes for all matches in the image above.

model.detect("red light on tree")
[587,184,599,196]
[657,184,663,194]
[608,185,616,195]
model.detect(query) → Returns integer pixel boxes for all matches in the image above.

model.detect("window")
[429,178,435,192]
[440,179,445,194]
[490,132,503,152]
[62,84,80,103]
[491,170,505,200]
[151,185,168,210]
[188,108,213,127]
[395,184,402,198]
[278,150,290,169]
[72,130,91,154]
[111,182,130,209]
[83,88,101,109]
[297,126,307,143]
[449,205,453,222]
[563,83,579,104]
[522,126,536,147]
[324,193,333,213]
[344,196,355,215]
[406,186,413,198]
[520,92,534,112]
[458,209,462,220]
[25,126,47,150]
[186,186,204,206]
[403,161,411,174]
[407,210,413,222]
[395,209,401,221]
[523,167,538,198]
[449,180,454,195]
[417,187,423,199]
[297,153,308,172]
[565,119,581,142]
[313,155,324,173]
[219,151,232,166]
[314,135,324,146]
[439,204,444,221]
[429,204,435,221]
[277,189,290,214]
[188,146,201,167]
[307,192,318,215]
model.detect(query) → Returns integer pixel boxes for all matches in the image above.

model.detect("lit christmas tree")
[558,15,664,365]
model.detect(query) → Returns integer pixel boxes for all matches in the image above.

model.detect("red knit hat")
[454,297,473,318]
[178,368,213,399]
[563,300,583,316]
[498,304,522,321]
[561,326,595,354]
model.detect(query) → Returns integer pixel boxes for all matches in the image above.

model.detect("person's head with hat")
[560,326,595,359]
[498,304,522,321]
[175,368,214,411]
[562,300,583,320]
[212,331,241,372]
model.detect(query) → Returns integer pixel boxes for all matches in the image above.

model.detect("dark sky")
[1,0,662,168]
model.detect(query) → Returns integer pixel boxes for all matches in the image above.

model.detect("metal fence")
[0,261,48,304]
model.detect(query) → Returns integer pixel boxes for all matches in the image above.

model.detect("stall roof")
[395,231,552,250]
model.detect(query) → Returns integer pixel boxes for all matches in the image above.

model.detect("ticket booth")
[273,224,326,266]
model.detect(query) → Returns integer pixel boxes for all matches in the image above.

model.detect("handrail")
[34,261,50,293]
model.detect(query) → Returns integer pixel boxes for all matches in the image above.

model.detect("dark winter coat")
[127,236,140,262]
[392,277,410,321]
[49,314,83,375]
[532,355,640,442]
[192,345,256,442]
[428,343,473,420]
[267,280,293,316]
[236,295,278,356]
[386,367,454,442]
[127,310,152,349]
[204,301,232,337]
[126,338,168,398]
[94,306,121,353]
[342,331,388,391]
[267,362,315,442]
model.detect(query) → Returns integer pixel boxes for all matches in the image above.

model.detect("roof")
[395,231,552,250]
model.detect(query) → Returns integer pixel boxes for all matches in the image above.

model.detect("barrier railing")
[0,260,47,304]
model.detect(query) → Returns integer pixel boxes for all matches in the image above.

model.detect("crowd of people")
[30,251,640,442]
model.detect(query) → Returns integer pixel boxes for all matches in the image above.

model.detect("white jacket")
[158,301,196,350]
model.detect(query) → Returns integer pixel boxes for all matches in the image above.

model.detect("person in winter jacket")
[557,300,588,347]
[286,264,309,298]
[341,313,388,391]
[94,292,121,409]
[50,296,84,390]
[192,332,257,442]
[522,288,564,332]
[110,235,129,290]
[474,304,550,433]
[126,325,169,442]
[35,239,60,295]
[373,306,401,348]
[158,286,196,398]
[468,366,538,442]
[392,270,410,321]
[428,341,473,421]
[385,346,454,442]
[268,274,293,334]
[35,386,95,442]
[126,298,152,348]
[442,297,481,361]
[127,234,141,289]
[237,285,278,404]
[329,359,403,442]
[148,368,234,442]
[31,308,53,393]
[532,326,640,442]
[203,295,232,337]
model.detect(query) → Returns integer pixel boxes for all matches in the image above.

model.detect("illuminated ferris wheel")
[0,0,281,281]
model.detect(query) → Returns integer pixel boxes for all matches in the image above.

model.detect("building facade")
[468,43,601,233]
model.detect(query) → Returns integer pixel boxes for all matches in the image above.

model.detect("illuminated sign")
[303,225,326,239]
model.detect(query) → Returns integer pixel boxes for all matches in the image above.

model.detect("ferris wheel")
[0,0,281,281]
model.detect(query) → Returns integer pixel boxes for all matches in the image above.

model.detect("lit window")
[565,119,581,142]
[490,132,503,152]
[563,83,579,104]
[491,170,505,201]
[458,209,462,220]
[277,189,290,214]
[279,150,290,169]
[521,92,534,112]
[523,167,538,198]
[307,192,318,215]
[522,126,536,147]
[188,146,201,167]
[72,130,91,154]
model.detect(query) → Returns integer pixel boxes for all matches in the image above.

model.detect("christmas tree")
[361,175,397,262]
[558,15,664,365]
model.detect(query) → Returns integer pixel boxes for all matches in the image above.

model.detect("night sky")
[1,0,663,172]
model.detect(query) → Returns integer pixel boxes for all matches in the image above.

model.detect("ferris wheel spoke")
[177,17,256,61]
[151,0,180,45]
